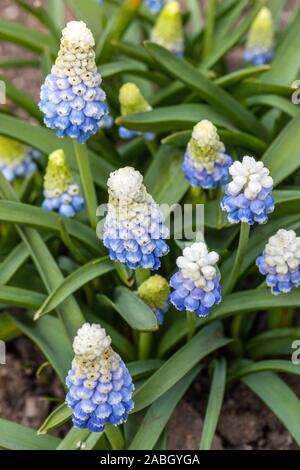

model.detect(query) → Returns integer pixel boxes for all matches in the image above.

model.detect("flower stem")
[138,332,152,360]
[186,311,197,341]
[223,222,250,295]
[73,141,98,229]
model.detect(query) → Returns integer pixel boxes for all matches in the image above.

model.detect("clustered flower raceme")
[182,120,232,189]
[170,242,221,317]
[39,21,107,143]
[256,229,300,295]
[103,167,169,270]
[0,135,39,182]
[221,156,274,225]
[66,323,134,432]
[151,1,184,56]
[42,149,84,217]
[144,0,165,13]
[118,83,155,141]
[138,274,170,324]
[244,7,274,65]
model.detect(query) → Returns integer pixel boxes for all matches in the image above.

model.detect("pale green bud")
[43,149,74,197]
[188,120,225,170]
[247,7,274,52]
[138,274,170,310]
[119,83,151,116]
[151,1,184,55]
[0,135,26,167]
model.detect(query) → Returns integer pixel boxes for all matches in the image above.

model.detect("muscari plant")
[1,0,300,452]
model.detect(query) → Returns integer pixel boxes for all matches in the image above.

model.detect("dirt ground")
[2,337,299,449]
[0,0,300,451]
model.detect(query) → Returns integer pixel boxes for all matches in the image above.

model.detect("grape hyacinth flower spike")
[243,7,274,65]
[151,1,184,56]
[118,83,154,141]
[144,0,165,13]
[170,242,221,317]
[39,21,107,143]
[103,167,169,270]
[0,135,39,182]
[221,156,274,225]
[256,229,300,295]
[183,120,232,189]
[66,323,134,432]
[138,275,170,324]
[42,149,84,217]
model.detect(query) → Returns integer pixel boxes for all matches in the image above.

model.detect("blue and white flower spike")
[221,156,274,225]
[138,274,170,324]
[99,112,114,130]
[151,1,184,56]
[42,149,84,218]
[66,323,134,432]
[243,7,274,65]
[170,242,221,317]
[144,0,165,14]
[103,167,169,270]
[183,120,232,189]
[118,83,155,141]
[256,229,300,295]
[39,21,107,144]
[0,135,39,182]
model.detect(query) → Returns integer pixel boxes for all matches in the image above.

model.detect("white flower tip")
[265,229,300,271]
[107,166,143,200]
[62,21,95,47]
[73,323,111,357]
[228,156,273,198]
[191,120,224,151]
[178,242,219,281]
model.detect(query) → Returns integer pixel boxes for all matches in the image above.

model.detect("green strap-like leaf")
[158,289,300,357]
[0,235,51,285]
[129,365,202,450]
[0,200,101,255]
[0,313,20,342]
[245,328,300,359]
[56,428,93,450]
[12,311,73,383]
[0,285,45,309]
[36,257,115,318]
[143,41,265,138]
[144,146,188,205]
[242,371,300,445]
[38,402,72,434]
[116,103,233,133]
[246,95,297,118]
[262,111,300,186]
[230,359,300,382]
[0,19,56,55]
[199,358,226,450]
[133,322,231,412]
[0,418,61,450]
[97,286,158,331]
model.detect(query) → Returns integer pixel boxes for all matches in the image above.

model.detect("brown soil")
[2,336,300,450]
